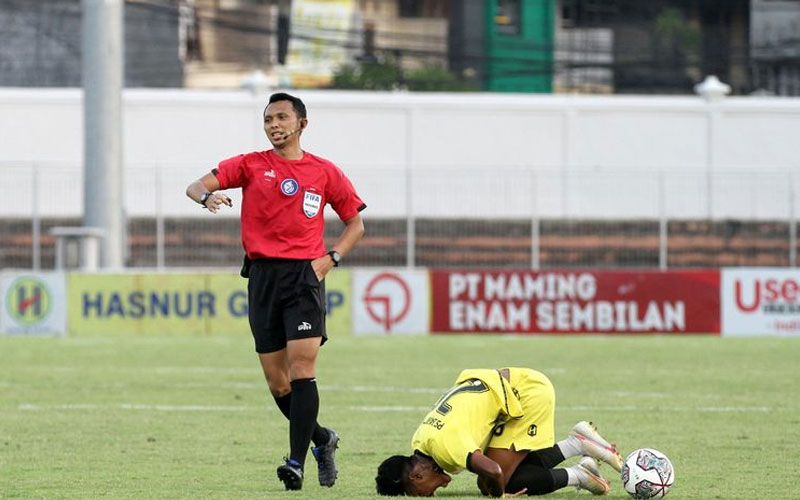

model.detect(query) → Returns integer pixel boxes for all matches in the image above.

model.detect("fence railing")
[1,163,797,270]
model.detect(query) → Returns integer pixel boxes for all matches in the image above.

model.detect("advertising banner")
[1,272,67,336]
[67,270,352,336]
[353,269,429,335]
[722,268,800,336]
[432,270,720,334]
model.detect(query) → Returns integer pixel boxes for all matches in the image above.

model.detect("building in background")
[3,0,800,95]
[183,0,451,88]
[449,0,556,93]
[356,0,449,68]
[182,0,275,88]
[0,0,183,87]
[554,0,750,94]
[750,0,800,96]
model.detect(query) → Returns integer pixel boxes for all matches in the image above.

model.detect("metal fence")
[1,163,797,270]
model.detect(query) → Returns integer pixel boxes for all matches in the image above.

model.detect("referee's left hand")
[204,193,233,214]
[310,256,334,282]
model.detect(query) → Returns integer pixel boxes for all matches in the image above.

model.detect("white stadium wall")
[1,88,800,219]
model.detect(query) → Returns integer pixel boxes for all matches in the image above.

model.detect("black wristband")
[199,192,212,207]
[327,250,341,267]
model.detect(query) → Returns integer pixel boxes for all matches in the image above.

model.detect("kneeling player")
[375,368,623,497]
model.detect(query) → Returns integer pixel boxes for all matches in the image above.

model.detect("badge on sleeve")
[303,191,322,218]
[280,178,299,196]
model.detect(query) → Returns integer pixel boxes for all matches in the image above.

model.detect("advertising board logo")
[734,277,800,313]
[363,273,411,332]
[6,277,51,325]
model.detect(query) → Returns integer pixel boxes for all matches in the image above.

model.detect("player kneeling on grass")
[376,368,623,497]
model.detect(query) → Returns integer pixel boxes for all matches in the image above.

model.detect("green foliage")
[406,64,480,92]
[2,334,799,499]
[332,59,404,91]
[331,57,479,92]
[654,7,701,55]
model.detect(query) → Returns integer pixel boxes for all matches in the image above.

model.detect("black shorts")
[247,258,327,353]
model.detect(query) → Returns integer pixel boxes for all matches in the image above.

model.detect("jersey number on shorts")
[434,379,489,416]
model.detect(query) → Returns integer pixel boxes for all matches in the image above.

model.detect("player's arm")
[186,172,231,213]
[469,450,505,497]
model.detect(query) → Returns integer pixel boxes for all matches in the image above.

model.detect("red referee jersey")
[215,150,366,260]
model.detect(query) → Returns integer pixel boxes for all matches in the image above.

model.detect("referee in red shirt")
[186,93,365,491]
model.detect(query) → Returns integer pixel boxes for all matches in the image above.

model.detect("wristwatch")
[199,192,212,207]
[327,250,341,267]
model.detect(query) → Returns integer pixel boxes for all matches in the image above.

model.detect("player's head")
[263,92,307,146]
[376,453,451,497]
[376,455,411,496]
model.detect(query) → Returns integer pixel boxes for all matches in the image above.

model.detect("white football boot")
[574,457,611,495]
[570,421,623,472]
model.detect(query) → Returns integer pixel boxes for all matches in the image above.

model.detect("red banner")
[431,270,720,334]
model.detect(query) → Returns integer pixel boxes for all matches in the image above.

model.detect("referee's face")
[264,100,303,147]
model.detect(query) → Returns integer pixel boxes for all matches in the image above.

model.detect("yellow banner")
[67,270,352,337]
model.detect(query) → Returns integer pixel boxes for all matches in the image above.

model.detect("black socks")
[506,465,568,495]
[287,378,320,467]
[272,391,329,447]
[522,445,566,469]
[505,445,569,495]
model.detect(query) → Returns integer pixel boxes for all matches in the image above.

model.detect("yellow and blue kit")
[411,368,555,474]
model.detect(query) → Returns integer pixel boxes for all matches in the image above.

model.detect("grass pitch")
[1,333,799,500]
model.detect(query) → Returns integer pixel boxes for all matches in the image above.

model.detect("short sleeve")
[426,429,477,473]
[326,165,366,221]
[215,154,248,190]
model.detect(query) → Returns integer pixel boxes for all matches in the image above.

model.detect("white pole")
[790,171,796,267]
[694,76,731,221]
[530,169,539,270]
[405,108,415,268]
[156,165,165,269]
[658,170,667,271]
[560,109,574,217]
[32,164,41,270]
[83,0,125,268]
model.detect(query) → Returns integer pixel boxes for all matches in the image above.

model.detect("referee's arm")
[186,172,232,213]
[312,213,365,280]
[330,213,365,259]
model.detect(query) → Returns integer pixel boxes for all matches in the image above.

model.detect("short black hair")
[266,92,307,119]
[376,455,412,496]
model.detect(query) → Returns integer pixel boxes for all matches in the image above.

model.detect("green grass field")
[1,333,799,500]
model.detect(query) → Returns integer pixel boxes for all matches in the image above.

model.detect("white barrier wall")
[2,88,800,219]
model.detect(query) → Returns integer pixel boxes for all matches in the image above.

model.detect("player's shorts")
[487,368,555,452]
[247,258,327,353]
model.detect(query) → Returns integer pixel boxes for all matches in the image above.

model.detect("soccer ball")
[620,448,675,499]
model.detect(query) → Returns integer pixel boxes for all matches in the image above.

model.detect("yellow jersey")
[410,369,523,474]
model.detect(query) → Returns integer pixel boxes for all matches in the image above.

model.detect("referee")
[186,93,366,491]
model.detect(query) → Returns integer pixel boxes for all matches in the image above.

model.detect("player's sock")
[273,393,292,418]
[273,392,329,447]
[523,445,566,468]
[506,463,567,495]
[551,468,569,489]
[557,435,582,459]
[288,378,319,468]
[565,465,581,486]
